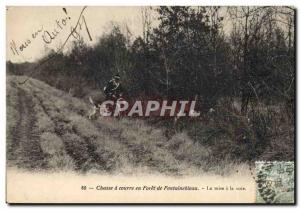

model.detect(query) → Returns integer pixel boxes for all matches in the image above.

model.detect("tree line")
[8,6,295,115]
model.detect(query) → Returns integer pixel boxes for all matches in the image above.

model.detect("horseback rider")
[103,74,124,101]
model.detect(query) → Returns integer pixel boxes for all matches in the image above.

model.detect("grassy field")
[7,75,253,176]
[7,75,294,177]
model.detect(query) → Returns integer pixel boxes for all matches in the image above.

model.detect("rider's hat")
[114,74,121,80]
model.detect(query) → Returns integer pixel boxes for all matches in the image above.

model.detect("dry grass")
[40,132,75,171]
[8,75,289,177]
[6,78,19,154]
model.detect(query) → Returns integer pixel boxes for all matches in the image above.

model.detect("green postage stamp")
[256,161,294,203]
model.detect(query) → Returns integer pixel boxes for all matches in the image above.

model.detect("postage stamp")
[255,161,294,203]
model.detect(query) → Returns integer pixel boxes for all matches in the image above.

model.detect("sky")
[6,6,291,63]
[6,6,235,63]
[6,6,146,63]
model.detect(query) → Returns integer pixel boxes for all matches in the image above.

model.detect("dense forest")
[7,6,295,162]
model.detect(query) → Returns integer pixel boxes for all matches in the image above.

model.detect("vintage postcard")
[6,6,295,204]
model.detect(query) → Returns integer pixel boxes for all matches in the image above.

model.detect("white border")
[2,0,299,6]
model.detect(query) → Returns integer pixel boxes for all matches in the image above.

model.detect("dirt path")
[7,87,47,170]
[7,76,201,175]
